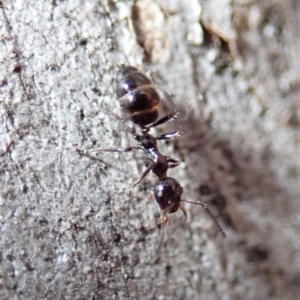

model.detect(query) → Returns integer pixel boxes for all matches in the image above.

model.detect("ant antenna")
[156,226,166,257]
[180,200,226,238]
[82,91,93,104]
[151,226,167,264]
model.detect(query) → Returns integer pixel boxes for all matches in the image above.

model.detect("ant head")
[153,177,225,236]
[154,177,183,228]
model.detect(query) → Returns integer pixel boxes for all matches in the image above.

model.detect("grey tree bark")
[1,0,300,299]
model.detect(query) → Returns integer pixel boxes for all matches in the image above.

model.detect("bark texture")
[1,0,300,299]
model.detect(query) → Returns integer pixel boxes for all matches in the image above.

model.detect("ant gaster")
[79,65,225,237]
[115,65,178,132]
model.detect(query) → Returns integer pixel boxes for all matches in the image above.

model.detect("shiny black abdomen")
[116,65,152,97]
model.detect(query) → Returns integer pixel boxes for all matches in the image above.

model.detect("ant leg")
[83,91,136,135]
[90,146,139,153]
[166,156,180,168]
[161,131,181,139]
[128,163,153,198]
[156,130,182,140]
[147,109,178,129]
[76,146,139,155]
[169,205,188,232]
[83,92,124,122]
[178,205,187,222]
[180,199,226,237]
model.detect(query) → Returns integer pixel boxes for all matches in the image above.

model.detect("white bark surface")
[1,0,300,299]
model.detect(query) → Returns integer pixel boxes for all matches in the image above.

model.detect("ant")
[78,65,225,237]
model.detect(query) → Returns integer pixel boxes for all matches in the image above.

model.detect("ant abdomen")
[115,65,161,127]
[116,65,152,97]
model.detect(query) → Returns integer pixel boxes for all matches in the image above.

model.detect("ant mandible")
[78,65,225,237]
